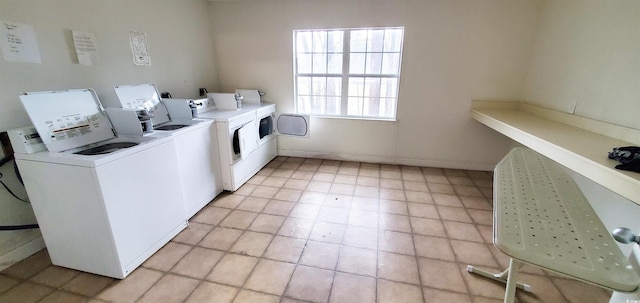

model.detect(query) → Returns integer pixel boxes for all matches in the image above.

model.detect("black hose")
[0,155,37,230]
[0,224,39,231]
[0,173,28,203]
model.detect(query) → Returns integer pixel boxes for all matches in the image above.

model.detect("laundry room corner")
[0,0,220,269]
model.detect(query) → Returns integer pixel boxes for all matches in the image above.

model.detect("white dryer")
[199,98,310,191]
[113,84,223,219]
[199,107,264,191]
[15,89,187,279]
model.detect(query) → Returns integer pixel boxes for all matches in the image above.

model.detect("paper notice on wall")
[0,20,42,63]
[72,30,97,66]
[129,31,150,65]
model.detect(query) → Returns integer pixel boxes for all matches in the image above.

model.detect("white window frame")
[293,27,404,121]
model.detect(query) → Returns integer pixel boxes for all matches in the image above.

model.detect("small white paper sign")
[72,30,98,66]
[129,31,150,65]
[0,20,42,63]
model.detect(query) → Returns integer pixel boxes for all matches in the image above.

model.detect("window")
[293,27,404,120]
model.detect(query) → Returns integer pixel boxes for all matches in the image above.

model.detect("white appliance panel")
[18,160,121,276]
[238,120,259,160]
[113,84,171,126]
[228,137,277,191]
[95,140,186,271]
[170,121,223,218]
[16,137,187,278]
[235,89,261,104]
[19,89,116,152]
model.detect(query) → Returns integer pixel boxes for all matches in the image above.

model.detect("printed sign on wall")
[72,30,98,66]
[129,31,150,65]
[0,20,42,63]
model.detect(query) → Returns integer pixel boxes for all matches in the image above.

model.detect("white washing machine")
[156,119,222,218]
[14,89,187,279]
[113,84,223,219]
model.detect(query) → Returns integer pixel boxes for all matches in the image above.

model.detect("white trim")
[277,149,494,171]
[293,27,404,120]
[0,235,46,271]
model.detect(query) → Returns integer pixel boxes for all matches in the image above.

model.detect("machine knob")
[612,227,640,245]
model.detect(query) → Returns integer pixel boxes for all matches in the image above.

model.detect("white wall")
[522,0,640,231]
[522,3,640,296]
[0,0,218,269]
[0,158,43,271]
[209,0,542,170]
[522,0,640,129]
[0,0,219,131]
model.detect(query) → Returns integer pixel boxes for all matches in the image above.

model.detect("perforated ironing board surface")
[494,147,640,292]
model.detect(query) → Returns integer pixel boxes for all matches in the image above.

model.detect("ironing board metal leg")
[504,258,522,303]
[466,264,532,292]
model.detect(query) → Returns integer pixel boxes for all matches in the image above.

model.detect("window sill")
[303,114,397,122]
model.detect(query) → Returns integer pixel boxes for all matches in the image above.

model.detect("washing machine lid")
[113,83,171,126]
[19,89,117,152]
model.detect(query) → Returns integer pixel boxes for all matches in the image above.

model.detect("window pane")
[312,77,326,96]
[364,78,381,98]
[350,30,367,52]
[311,96,326,114]
[380,78,398,98]
[381,53,400,75]
[294,27,403,119]
[297,53,311,73]
[348,78,364,97]
[296,31,312,53]
[326,77,342,97]
[365,53,382,74]
[363,97,380,117]
[383,29,403,52]
[349,53,365,74]
[367,30,384,52]
[348,97,363,116]
[312,53,327,73]
[379,98,396,118]
[297,77,311,95]
[327,97,341,115]
[327,30,343,52]
[297,96,311,113]
[313,31,327,53]
[328,54,342,74]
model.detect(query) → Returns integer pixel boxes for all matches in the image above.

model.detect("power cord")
[0,156,38,230]
[0,172,29,203]
[0,224,39,231]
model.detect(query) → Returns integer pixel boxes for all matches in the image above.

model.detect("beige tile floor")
[0,157,614,303]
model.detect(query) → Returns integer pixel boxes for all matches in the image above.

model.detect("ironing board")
[468,147,640,303]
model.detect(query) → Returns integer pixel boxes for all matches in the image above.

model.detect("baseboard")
[0,235,46,271]
[277,149,495,171]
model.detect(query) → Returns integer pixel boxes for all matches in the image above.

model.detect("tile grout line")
[277,160,343,303]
